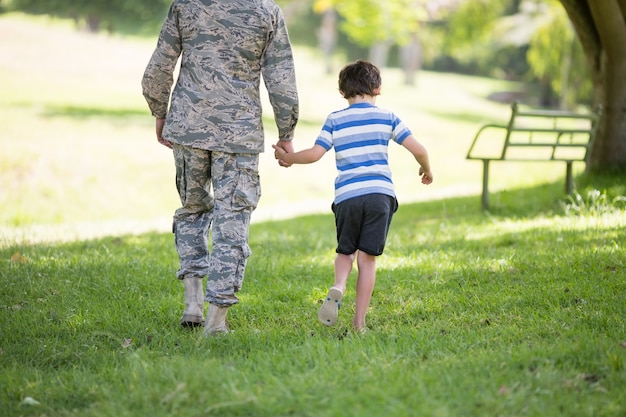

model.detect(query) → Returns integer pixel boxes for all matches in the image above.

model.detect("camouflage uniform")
[142,0,299,306]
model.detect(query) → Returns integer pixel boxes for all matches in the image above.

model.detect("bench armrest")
[466,124,509,160]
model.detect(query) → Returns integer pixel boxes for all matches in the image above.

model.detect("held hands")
[273,141,292,168]
[419,167,433,185]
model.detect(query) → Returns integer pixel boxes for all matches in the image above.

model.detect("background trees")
[312,0,626,172]
[3,0,623,172]
[4,0,170,33]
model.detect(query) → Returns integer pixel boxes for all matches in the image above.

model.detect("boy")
[273,60,433,332]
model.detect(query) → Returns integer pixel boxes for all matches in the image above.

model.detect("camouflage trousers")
[172,144,260,307]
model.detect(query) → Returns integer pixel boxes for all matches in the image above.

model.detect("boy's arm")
[272,144,326,165]
[401,135,433,184]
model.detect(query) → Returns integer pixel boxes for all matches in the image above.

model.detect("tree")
[333,0,420,67]
[496,0,592,109]
[559,0,626,172]
[444,0,624,172]
[315,0,446,84]
[9,0,170,33]
[442,0,511,76]
[312,0,338,74]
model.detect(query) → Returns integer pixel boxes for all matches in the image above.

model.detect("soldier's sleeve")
[141,3,182,119]
[261,9,299,141]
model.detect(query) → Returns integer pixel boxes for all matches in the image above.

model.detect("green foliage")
[561,189,626,216]
[1,0,598,106]
[445,0,507,56]
[440,0,592,105]
[439,0,513,74]
[6,0,170,32]
[526,2,592,108]
[334,0,423,47]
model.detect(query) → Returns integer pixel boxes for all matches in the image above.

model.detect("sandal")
[318,287,343,326]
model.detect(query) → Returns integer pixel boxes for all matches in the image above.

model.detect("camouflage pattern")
[143,0,299,308]
[141,0,299,153]
[173,145,260,306]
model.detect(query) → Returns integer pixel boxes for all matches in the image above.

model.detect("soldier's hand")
[274,140,293,167]
[156,118,173,149]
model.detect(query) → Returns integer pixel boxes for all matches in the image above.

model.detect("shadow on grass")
[34,104,323,127]
[42,104,148,119]
[423,109,505,126]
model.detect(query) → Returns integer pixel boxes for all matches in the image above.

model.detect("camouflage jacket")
[142,0,299,153]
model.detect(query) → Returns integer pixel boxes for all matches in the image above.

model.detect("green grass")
[2,190,625,416]
[1,14,625,417]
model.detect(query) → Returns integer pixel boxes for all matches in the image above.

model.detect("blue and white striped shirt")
[315,102,412,204]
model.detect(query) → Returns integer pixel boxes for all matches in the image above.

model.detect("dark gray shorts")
[332,193,398,256]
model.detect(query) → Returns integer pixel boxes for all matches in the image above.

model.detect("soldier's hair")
[338,60,381,98]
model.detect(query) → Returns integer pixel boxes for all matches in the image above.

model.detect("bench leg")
[482,159,490,210]
[565,161,573,195]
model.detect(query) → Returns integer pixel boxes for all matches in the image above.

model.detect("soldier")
[142,0,299,335]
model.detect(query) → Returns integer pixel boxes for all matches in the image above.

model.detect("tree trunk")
[590,49,626,172]
[560,0,626,172]
[368,41,392,68]
[317,8,337,75]
[85,14,101,33]
[400,33,422,86]
[559,37,573,110]
[539,77,556,108]
[587,1,626,172]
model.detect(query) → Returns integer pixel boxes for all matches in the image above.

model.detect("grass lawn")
[1,13,625,417]
[2,193,625,417]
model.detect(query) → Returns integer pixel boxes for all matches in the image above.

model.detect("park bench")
[466,101,601,210]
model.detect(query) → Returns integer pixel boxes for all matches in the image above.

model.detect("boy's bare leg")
[332,253,355,293]
[353,251,377,331]
[318,253,354,326]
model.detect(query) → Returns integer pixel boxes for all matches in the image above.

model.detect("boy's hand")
[419,167,433,185]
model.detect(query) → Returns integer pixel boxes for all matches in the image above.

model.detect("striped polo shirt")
[315,102,412,204]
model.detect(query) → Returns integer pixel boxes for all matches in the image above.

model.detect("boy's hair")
[338,60,381,98]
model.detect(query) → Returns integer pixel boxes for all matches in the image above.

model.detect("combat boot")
[203,303,230,336]
[180,277,204,327]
